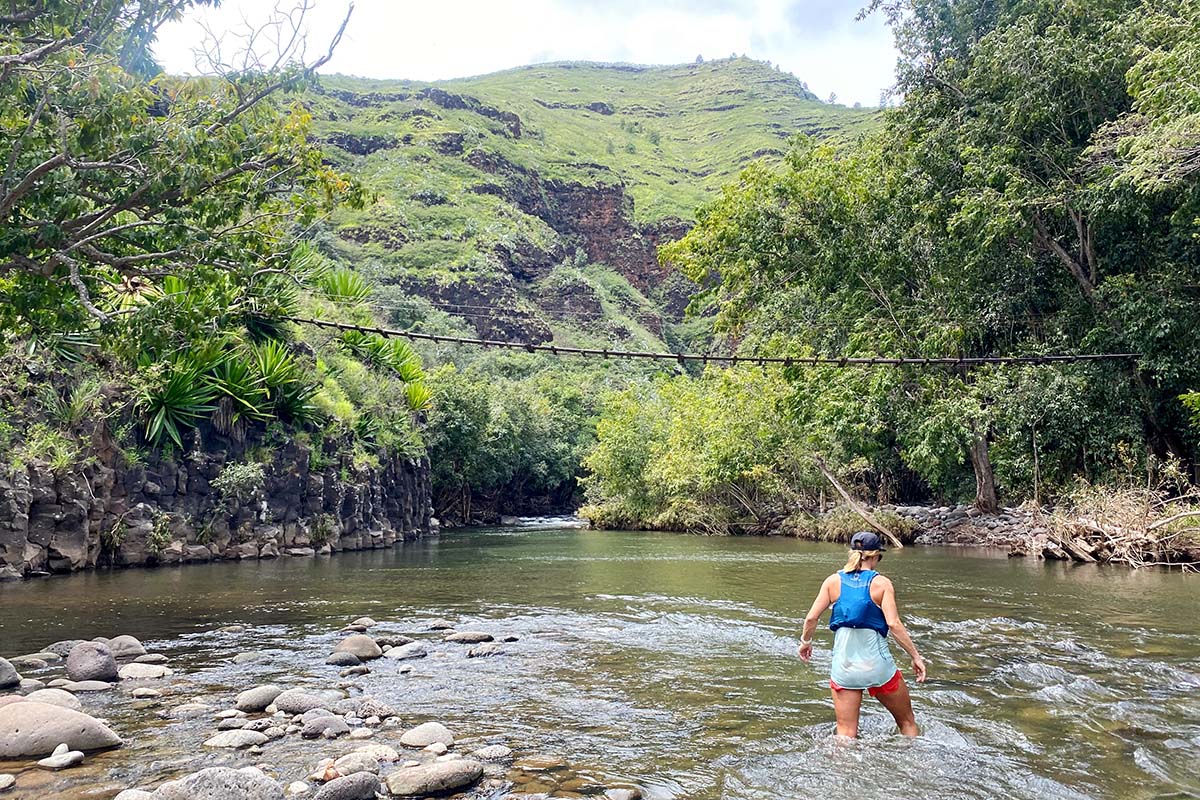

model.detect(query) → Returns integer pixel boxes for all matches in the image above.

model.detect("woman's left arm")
[878,577,927,682]
[797,575,834,662]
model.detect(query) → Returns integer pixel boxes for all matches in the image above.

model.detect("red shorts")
[830,669,903,697]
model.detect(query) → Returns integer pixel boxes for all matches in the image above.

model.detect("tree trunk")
[968,429,998,513]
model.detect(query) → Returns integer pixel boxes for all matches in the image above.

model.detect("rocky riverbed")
[0,619,644,800]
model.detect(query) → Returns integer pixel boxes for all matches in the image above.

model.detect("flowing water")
[1,527,1198,799]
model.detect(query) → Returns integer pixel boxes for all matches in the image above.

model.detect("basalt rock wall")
[0,426,433,581]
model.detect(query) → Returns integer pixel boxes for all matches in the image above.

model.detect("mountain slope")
[308,57,874,350]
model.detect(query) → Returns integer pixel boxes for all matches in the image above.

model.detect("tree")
[0,1,364,342]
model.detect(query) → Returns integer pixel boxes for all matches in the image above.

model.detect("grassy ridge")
[309,58,874,349]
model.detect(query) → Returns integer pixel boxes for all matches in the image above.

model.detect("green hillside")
[308,58,874,351]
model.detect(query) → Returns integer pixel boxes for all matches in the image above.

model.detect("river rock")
[302,716,349,739]
[232,651,272,664]
[312,772,379,800]
[444,631,493,644]
[384,760,483,796]
[605,789,643,800]
[37,742,84,769]
[152,766,284,800]
[135,654,169,664]
[426,619,456,631]
[352,743,400,763]
[274,689,336,715]
[326,653,360,667]
[0,701,122,757]
[114,792,153,800]
[44,640,85,658]
[333,752,379,775]
[62,680,113,692]
[356,697,396,720]
[119,663,173,680]
[237,684,284,712]
[8,656,47,671]
[65,643,118,682]
[382,642,427,661]
[0,697,23,710]
[424,742,448,755]
[285,782,310,796]
[400,721,454,747]
[0,661,19,689]
[24,689,81,711]
[217,718,249,730]
[373,636,415,648]
[107,635,146,659]
[333,635,382,660]
[0,774,14,792]
[467,643,503,658]
[203,729,269,749]
[131,688,162,698]
[472,744,513,761]
[339,666,369,678]
[350,617,376,628]
[19,679,44,691]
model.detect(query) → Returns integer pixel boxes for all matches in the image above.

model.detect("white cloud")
[153,0,897,107]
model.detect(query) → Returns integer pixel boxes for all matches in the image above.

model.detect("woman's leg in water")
[874,675,919,736]
[831,687,863,737]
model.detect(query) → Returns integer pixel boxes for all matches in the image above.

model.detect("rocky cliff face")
[0,426,432,581]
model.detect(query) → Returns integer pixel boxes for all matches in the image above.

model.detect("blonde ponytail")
[842,549,880,573]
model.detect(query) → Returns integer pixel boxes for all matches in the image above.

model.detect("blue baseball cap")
[850,531,885,551]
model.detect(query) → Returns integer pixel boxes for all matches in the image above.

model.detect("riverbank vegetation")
[581,0,1200,541]
[0,2,428,476]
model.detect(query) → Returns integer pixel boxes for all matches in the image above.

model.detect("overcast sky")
[154,1,899,107]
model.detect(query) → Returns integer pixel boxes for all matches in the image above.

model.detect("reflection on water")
[0,529,1198,799]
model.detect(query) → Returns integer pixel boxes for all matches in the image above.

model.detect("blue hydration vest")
[828,569,896,689]
[829,569,890,638]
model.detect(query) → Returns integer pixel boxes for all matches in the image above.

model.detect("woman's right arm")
[797,575,835,662]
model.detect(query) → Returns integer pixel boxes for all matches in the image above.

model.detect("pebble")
[286,781,311,796]
[236,684,283,712]
[216,625,246,633]
[326,653,361,666]
[18,679,45,691]
[424,742,448,755]
[0,774,13,792]
[348,728,374,739]
[467,643,504,658]
[426,619,456,630]
[339,666,369,678]
[131,688,162,698]
[351,617,377,628]
[215,709,247,719]
[444,631,493,644]
[36,743,85,770]
[117,663,172,680]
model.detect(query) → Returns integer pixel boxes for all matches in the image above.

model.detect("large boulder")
[332,635,382,661]
[384,760,483,796]
[107,635,147,660]
[236,685,284,712]
[151,766,283,800]
[0,659,19,689]
[399,721,454,748]
[313,772,379,800]
[65,642,118,682]
[0,701,122,757]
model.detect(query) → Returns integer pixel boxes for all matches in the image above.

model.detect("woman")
[797,531,926,737]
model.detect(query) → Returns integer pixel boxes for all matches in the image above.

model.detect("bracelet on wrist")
[799,637,812,645]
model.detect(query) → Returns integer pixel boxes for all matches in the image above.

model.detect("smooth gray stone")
[0,701,121,757]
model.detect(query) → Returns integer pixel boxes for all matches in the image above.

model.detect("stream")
[0,527,1197,799]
